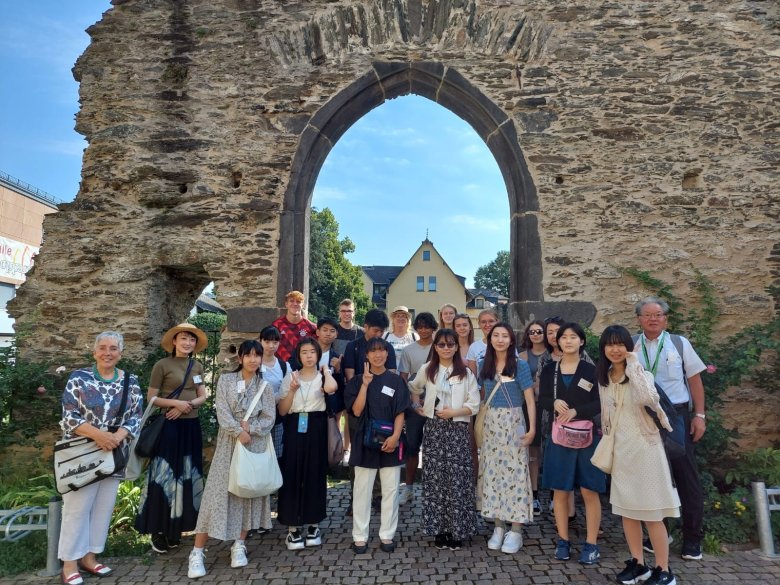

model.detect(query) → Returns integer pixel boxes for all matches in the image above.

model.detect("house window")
[422,250,430,261]
[475,297,484,309]
[373,284,387,297]
[416,276,424,292]
[429,276,437,292]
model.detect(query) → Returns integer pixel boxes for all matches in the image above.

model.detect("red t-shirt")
[272,315,317,363]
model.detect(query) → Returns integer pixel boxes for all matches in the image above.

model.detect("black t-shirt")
[333,324,363,356]
[342,336,397,377]
[344,370,410,468]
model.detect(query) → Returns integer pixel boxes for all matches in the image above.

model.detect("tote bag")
[227,382,283,498]
[327,416,345,467]
[125,397,158,481]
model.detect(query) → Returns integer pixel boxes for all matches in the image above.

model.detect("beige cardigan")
[409,363,480,423]
[599,355,673,444]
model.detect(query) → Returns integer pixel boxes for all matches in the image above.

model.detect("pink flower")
[36,386,47,395]
[706,364,717,374]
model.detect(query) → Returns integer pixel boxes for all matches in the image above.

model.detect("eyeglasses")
[339,309,354,313]
[640,313,666,319]
[528,329,544,335]
[435,342,457,349]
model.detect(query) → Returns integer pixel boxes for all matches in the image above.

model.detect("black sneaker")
[446,538,463,551]
[643,534,673,554]
[150,534,168,554]
[165,535,180,550]
[434,534,448,550]
[681,541,702,560]
[616,557,652,584]
[645,566,676,585]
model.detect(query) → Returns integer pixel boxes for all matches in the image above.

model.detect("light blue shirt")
[636,331,706,405]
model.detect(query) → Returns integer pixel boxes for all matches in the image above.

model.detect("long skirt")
[135,417,204,538]
[422,418,476,540]
[277,411,328,527]
[477,406,533,524]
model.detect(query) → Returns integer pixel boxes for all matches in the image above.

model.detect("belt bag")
[552,418,593,449]
[363,418,395,450]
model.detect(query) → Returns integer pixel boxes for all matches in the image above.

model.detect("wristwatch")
[694,413,706,420]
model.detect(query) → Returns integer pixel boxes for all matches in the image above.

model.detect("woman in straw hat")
[135,323,209,554]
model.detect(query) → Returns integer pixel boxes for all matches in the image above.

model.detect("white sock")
[192,546,204,553]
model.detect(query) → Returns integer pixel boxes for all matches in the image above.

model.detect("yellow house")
[362,238,470,320]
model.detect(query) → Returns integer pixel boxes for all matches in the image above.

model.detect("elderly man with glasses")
[634,296,707,562]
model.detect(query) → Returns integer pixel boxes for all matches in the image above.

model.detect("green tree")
[474,250,510,297]
[308,208,371,321]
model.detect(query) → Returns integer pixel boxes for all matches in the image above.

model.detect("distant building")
[361,238,506,328]
[0,172,59,346]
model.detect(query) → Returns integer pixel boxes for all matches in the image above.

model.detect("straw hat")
[161,323,209,353]
[391,306,411,317]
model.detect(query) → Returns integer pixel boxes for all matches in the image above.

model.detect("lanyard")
[640,332,666,376]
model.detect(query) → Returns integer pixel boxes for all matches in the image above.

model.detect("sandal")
[62,571,83,585]
[78,563,113,577]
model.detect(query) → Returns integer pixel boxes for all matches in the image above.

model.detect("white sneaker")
[305,526,322,547]
[286,530,305,550]
[399,484,412,505]
[501,531,523,554]
[230,541,247,568]
[487,526,506,550]
[187,549,206,579]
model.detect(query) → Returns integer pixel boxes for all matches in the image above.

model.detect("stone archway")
[278,61,543,308]
[277,61,595,327]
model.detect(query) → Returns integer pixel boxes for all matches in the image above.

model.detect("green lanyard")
[640,332,666,376]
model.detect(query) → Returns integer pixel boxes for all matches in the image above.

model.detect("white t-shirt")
[466,339,488,364]
[279,370,326,413]
[261,358,288,402]
[384,331,419,365]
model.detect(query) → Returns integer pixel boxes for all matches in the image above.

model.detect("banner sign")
[0,237,39,284]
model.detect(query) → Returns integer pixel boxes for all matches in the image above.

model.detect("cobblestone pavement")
[4,482,778,585]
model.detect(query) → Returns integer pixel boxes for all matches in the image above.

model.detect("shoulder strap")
[243,380,268,422]
[383,332,390,340]
[483,377,503,408]
[114,373,131,426]
[412,331,420,341]
[669,333,691,404]
[168,358,195,400]
[280,359,288,376]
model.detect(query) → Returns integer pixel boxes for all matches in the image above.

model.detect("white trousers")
[352,466,400,542]
[58,478,120,561]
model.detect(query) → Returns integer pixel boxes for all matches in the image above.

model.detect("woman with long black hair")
[477,322,535,554]
[410,328,479,550]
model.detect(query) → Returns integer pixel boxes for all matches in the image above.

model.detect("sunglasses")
[435,342,457,349]
[528,329,544,335]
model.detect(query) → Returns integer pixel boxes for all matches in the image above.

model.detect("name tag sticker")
[236,380,245,393]
[193,375,203,384]
[667,353,680,363]
[381,385,396,397]
[577,379,593,392]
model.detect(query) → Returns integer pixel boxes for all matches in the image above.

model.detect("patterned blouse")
[61,368,144,440]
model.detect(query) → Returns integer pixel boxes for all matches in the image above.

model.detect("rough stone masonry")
[10,0,779,364]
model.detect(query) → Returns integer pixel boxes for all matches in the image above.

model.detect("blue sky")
[1,1,509,286]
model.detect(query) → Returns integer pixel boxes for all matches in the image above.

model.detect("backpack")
[645,383,687,460]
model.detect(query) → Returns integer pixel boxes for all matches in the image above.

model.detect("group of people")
[57,293,708,585]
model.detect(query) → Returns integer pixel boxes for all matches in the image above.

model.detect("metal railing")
[0,170,61,208]
[752,481,780,559]
[0,497,62,576]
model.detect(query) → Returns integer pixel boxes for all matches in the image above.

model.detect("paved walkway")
[4,482,778,585]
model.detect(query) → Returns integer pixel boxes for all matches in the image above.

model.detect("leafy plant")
[725,448,780,489]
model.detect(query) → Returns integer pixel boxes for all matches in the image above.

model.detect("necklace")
[93,365,119,383]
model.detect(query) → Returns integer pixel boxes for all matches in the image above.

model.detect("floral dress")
[194,372,275,540]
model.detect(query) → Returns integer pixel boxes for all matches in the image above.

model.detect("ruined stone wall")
[11,0,778,363]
